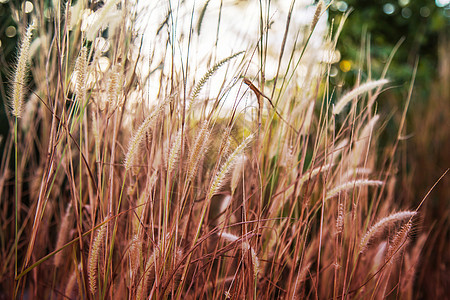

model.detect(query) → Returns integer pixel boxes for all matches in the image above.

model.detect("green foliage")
[328,0,449,91]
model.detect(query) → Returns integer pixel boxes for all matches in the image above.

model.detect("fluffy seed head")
[186,121,211,183]
[188,51,244,111]
[75,47,88,101]
[386,220,413,265]
[336,202,344,234]
[10,22,36,118]
[167,130,183,176]
[207,134,254,201]
[311,0,324,31]
[326,179,383,200]
[124,98,171,170]
[88,221,107,294]
[54,202,73,267]
[129,235,142,276]
[332,79,389,115]
[230,154,246,195]
[107,67,120,108]
[359,211,416,254]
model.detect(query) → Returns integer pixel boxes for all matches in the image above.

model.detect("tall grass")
[0,0,440,299]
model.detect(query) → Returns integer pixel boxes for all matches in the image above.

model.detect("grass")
[0,0,447,299]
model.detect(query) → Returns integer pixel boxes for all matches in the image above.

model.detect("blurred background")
[0,0,449,298]
[328,2,449,297]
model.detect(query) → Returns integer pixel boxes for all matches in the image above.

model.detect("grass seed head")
[88,221,107,294]
[10,22,36,118]
[359,211,416,254]
[332,79,389,116]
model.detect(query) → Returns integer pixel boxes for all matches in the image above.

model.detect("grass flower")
[10,22,36,118]
[326,179,383,200]
[207,133,254,200]
[359,211,416,254]
[5,1,433,299]
[186,121,211,184]
[88,221,107,294]
[124,98,171,170]
[332,79,389,115]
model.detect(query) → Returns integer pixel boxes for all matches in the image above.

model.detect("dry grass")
[0,0,444,299]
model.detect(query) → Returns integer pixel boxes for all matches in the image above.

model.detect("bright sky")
[135,0,329,110]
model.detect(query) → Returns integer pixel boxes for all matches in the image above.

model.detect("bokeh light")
[402,7,412,18]
[5,25,16,38]
[23,1,33,14]
[383,3,396,15]
[445,7,450,17]
[339,60,351,72]
[98,57,110,73]
[336,1,348,12]
[329,66,338,77]
[435,0,450,7]
[420,6,431,17]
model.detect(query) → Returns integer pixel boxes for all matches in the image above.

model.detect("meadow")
[0,0,448,299]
